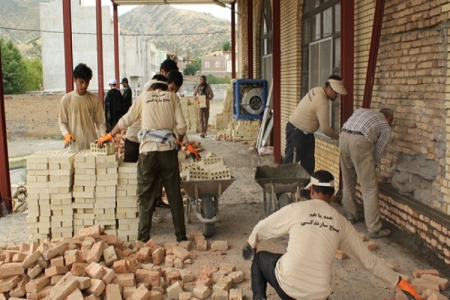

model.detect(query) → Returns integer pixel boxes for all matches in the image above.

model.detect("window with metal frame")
[302,0,341,133]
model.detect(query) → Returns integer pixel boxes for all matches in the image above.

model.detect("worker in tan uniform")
[97,74,188,243]
[283,75,347,174]
[242,170,422,300]
[59,63,106,151]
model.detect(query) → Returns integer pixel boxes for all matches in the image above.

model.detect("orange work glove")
[397,278,422,300]
[97,133,113,147]
[186,144,200,161]
[64,134,75,148]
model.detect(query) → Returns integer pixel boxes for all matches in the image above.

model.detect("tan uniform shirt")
[58,91,106,151]
[248,200,399,300]
[118,90,187,152]
[288,87,338,139]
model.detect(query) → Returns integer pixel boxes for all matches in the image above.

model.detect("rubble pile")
[0,225,245,300]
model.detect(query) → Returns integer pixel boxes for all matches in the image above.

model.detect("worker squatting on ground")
[59,63,106,151]
[340,108,394,239]
[242,170,422,300]
[97,74,188,243]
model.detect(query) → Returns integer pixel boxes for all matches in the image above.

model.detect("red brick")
[25,273,50,293]
[66,287,84,300]
[105,283,122,300]
[49,272,79,300]
[0,263,24,279]
[112,273,136,287]
[152,248,165,266]
[135,269,161,287]
[87,279,106,297]
[113,260,130,274]
[0,275,20,293]
[86,241,106,263]
[138,247,152,262]
[45,265,68,277]
[50,256,64,267]
[85,262,106,279]
[413,269,440,278]
[127,284,151,300]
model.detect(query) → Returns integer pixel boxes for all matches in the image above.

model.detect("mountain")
[119,5,231,58]
[0,0,51,58]
[0,0,231,59]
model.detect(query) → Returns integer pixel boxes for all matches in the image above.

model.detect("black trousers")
[136,150,186,242]
[251,251,295,300]
[123,138,140,163]
[283,122,315,175]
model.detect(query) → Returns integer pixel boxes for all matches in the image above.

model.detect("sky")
[80,1,232,21]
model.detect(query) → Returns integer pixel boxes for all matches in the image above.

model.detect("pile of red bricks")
[395,269,450,300]
[0,225,244,300]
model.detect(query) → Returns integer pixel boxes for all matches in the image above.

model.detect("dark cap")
[121,77,128,84]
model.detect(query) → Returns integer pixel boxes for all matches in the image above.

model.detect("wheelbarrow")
[180,177,236,238]
[254,162,310,216]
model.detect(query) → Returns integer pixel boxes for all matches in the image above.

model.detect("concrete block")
[210,241,228,252]
[193,284,210,299]
[229,288,243,300]
[211,290,228,300]
[167,281,184,299]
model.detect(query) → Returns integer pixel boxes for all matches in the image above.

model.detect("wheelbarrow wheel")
[201,194,215,238]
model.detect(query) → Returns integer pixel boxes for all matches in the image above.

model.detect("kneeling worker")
[242,170,421,300]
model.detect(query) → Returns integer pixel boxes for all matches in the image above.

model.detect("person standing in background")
[121,77,132,112]
[105,78,124,133]
[58,63,106,151]
[193,75,214,138]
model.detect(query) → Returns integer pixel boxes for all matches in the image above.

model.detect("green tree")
[222,41,231,51]
[0,39,27,94]
[24,59,43,92]
[184,58,202,76]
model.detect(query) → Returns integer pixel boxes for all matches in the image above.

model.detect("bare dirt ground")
[2,102,450,299]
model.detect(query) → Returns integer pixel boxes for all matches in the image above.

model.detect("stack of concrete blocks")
[180,96,199,134]
[230,119,261,142]
[26,149,75,242]
[92,143,119,236]
[214,83,233,130]
[47,150,76,239]
[180,156,231,181]
[116,161,139,241]
[72,150,97,234]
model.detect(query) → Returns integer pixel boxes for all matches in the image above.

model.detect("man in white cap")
[242,170,421,300]
[340,108,394,239]
[105,78,124,133]
[283,75,347,174]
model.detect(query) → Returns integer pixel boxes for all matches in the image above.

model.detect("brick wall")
[236,0,450,263]
[4,93,64,139]
[315,137,340,188]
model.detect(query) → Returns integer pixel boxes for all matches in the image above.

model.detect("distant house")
[200,51,236,77]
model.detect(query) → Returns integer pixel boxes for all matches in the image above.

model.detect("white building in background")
[40,0,164,92]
